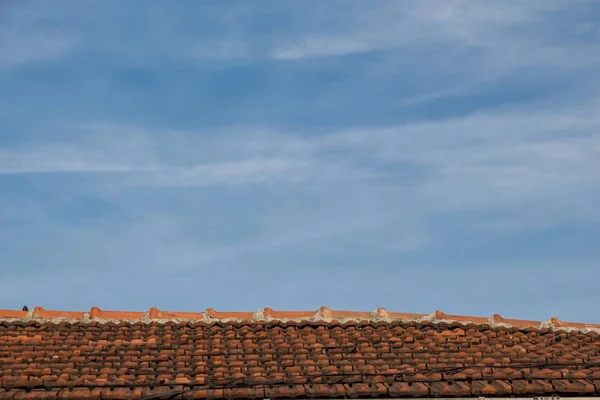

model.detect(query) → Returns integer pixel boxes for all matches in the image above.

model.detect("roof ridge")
[1,306,599,332]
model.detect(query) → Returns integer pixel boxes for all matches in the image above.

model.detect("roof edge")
[2,306,599,333]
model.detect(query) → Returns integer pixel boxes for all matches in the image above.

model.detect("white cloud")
[0,143,158,174]
[154,157,376,187]
[0,31,76,68]
[0,4,78,68]
[267,0,600,85]
[0,145,375,187]
[3,102,599,232]
[271,36,380,60]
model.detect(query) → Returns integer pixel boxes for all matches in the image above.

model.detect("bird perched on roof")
[22,305,28,311]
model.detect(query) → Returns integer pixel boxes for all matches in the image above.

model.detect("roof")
[1,306,600,399]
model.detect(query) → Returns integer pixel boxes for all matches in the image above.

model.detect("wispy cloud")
[271,36,380,60]
[268,1,600,79]
[3,103,599,225]
[0,5,78,67]
[0,33,75,68]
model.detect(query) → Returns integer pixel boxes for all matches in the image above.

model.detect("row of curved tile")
[1,306,598,331]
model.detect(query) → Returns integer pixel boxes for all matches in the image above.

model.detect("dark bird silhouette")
[22,305,28,311]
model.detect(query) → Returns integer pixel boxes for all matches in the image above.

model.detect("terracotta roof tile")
[1,306,600,399]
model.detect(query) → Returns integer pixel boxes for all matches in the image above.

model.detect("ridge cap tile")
[1,306,599,332]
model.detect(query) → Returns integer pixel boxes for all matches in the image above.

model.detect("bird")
[22,305,28,311]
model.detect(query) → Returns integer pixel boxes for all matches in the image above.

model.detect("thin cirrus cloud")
[1,1,600,320]
[271,36,379,60]
[2,105,599,219]
[0,32,75,68]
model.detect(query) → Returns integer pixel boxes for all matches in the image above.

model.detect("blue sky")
[1,1,600,322]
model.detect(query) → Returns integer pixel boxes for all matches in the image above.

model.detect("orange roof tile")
[1,306,600,399]
[2,306,599,331]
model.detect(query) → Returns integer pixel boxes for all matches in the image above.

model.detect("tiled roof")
[1,306,600,399]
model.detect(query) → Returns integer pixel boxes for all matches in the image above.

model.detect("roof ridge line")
[1,306,599,333]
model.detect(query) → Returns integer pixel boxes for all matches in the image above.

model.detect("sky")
[1,0,600,323]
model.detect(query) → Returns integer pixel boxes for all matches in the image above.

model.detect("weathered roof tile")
[1,307,600,399]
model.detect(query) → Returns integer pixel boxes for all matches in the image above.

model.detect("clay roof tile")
[1,306,600,398]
